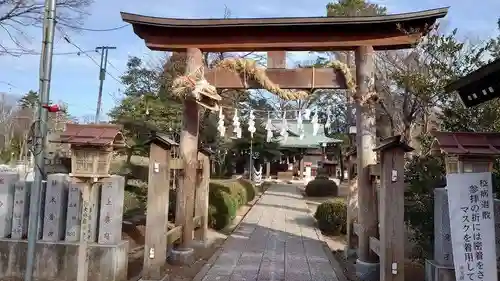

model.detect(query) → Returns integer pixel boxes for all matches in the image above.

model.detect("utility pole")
[25,0,57,280]
[94,46,116,123]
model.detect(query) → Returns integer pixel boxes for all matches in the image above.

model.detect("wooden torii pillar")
[177,48,203,249]
[354,46,380,279]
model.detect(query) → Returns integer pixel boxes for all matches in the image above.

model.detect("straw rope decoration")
[171,57,379,111]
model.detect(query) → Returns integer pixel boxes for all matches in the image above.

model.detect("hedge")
[314,198,347,235]
[305,177,338,197]
[208,179,257,230]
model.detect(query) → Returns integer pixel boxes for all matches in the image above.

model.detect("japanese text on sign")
[447,172,498,281]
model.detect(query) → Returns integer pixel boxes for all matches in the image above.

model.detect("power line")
[61,35,123,85]
[2,49,96,56]
[58,22,129,32]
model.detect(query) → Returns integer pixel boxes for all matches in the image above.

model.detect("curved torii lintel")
[121,7,448,52]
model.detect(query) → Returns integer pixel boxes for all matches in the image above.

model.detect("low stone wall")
[0,172,129,281]
[0,240,128,281]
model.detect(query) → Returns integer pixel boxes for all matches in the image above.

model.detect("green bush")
[314,198,347,235]
[305,178,338,197]
[208,183,238,230]
[215,181,247,206]
[207,179,257,230]
[238,179,256,202]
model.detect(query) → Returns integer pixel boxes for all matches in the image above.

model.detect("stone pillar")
[194,152,210,242]
[434,188,453,266]
[43,173,69,241]
[494,199,500,270]
[266,162,271,179]
[65,182,83,241]
[98,175,125,244]
[0,172,18,238]
[89,182,100,242]
[11,180,32,239]
[299,158,304,180]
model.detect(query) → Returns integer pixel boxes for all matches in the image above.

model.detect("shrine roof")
[445,58,500,107]
[431,131,500,156]
[58,124,125,147]
[121,8,448,52]
[271,120,342,148]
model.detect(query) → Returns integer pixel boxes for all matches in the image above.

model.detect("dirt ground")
[123,192,261,281]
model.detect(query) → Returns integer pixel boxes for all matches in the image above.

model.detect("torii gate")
[122,8,448,281]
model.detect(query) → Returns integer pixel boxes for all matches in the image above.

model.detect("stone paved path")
[200,184,340,281]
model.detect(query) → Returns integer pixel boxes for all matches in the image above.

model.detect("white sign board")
[447,172,497,281]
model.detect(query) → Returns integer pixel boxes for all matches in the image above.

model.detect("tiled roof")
[270,120,342,148]
[431,131,500,156]
[58,124,125,147]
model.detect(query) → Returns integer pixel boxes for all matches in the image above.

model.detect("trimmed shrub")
[208,183,238,230]
[238,179,256,202]
[207,179,257,230]
[215,181,248,206]
[305,178,338,197]
[314,198,347,235]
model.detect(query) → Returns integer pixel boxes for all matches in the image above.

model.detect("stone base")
[168,247,194,266]
[355,259,380,281]
[191,239,209,249]
[0,239,129,281]
[343,245,357,259]
[140,275,168,281]
[425,260,456,281]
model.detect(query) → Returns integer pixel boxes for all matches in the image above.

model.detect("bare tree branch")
[0,0,93,55]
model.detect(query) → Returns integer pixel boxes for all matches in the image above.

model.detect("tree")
[109,56,183,152]
[488,18,500,60]
[0,0,93,55]
[327,0,386,16]
[18,90,38,108]
[374,28,490,144]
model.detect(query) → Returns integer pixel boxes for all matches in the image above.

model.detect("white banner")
[447,172,497,281]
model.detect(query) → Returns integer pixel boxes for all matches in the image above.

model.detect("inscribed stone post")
[0,172,18,238]
[434,188,453,266]
[28,181,46,239]
[494,199,500,269]
[65,182,83,241]
[11,181,32,239]
[42,173,69,241]
[98,175,125,244]
[88,182,100,242]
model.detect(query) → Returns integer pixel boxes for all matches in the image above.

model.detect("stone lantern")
[57,124,125,179]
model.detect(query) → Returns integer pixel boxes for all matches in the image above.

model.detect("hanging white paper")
[447,172,497,281]
[217,108,226,137]
[312,109,319,136]
[304,109,311,120]
[325,113,331,129]
[233,109,241,139]
[297,110,304,140]
[248,110,256,138]
[265,118,273,142]
[280,111,288,142]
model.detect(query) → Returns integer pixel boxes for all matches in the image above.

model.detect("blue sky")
[0,0,499,119]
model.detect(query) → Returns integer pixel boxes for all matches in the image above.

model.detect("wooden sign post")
[142,135,176,281]
[373,136,413,281]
